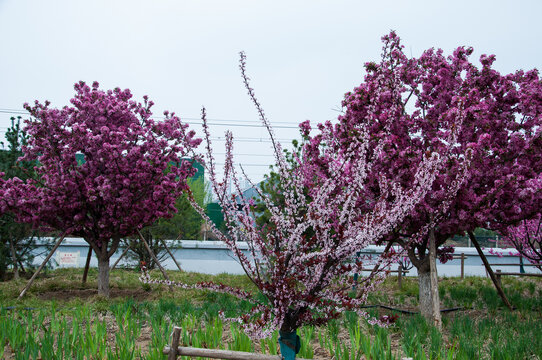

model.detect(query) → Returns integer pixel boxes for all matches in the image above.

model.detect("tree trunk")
[418,265,437,323]
[97,256,110,297]
[277,310,302,359]
[87,236,121,298]
[417,231,442,329]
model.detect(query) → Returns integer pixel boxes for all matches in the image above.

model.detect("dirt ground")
[37,288,151,301]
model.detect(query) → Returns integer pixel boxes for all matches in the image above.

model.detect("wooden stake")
[398,263,403,290]
[460,253,465,280]
[168,326,182,360]
[137,230,173,291]
[467,231,513,310]
[110,244,131,271]
[18,234,66,299]
[160,238,183,272]
[82,246,92,284]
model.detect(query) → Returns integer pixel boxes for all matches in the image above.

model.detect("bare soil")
[37,288,151,301]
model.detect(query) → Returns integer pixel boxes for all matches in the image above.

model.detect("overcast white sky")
[1,0,540,182]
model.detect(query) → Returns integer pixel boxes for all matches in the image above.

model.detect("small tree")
[498,214,542,271]
[0,82,201,296]
[141,53,443,359]
[321,32,542,325]
[0,117,38,280]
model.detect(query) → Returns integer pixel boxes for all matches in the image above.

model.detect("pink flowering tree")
[141,53,443,359]
[310,32,542,325]
[498,215,542,271]
[0,82,201,297]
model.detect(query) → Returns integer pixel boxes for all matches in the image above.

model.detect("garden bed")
[1,268,541,359]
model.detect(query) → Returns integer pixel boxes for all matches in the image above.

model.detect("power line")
[191,122,298,129]
[0,129,296,144]
[214,153,274,157]
[0,121,298,130]
[214,163,273,167]
[207,137,296,142]
[0,108,302,153]
[182,116,299,125]
[0,109,26,115]
[0,108,302,128]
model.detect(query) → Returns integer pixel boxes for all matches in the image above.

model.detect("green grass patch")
[0,268,540,359]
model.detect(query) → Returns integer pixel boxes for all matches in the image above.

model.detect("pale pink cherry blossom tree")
[140,53,446,359]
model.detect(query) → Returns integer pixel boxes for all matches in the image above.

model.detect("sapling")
[141,52,447,359]
[496,214,542,270]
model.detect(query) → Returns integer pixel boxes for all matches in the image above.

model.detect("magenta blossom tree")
[141,53,444,359]
[309,32,542,325]
[0,81,201,297]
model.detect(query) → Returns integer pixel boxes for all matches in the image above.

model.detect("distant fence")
[449,235,501,248]
[29,238,540,277]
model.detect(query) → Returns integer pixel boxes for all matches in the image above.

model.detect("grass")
[0,268,540,359]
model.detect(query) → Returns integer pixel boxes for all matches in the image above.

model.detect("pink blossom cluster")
[487,248,520,258]
[0,82,201,257]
